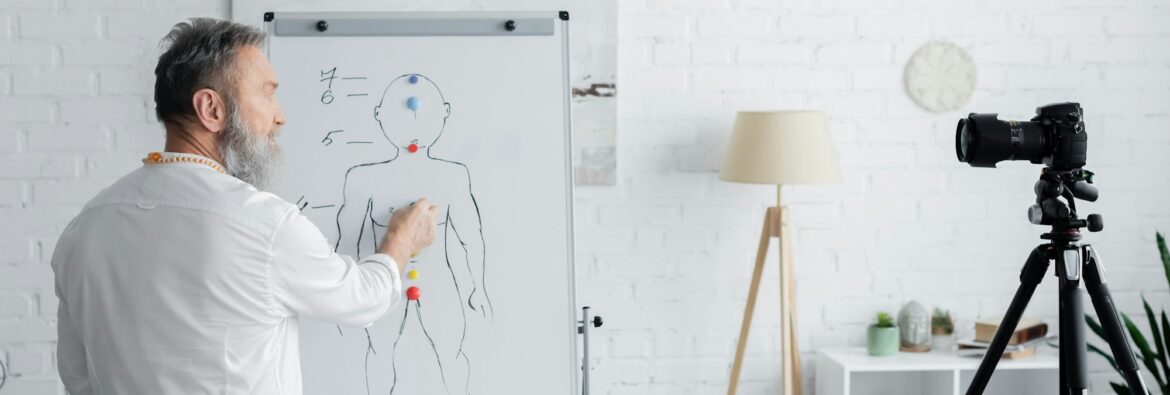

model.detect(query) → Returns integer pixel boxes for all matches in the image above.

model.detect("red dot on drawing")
[407,286,421,300]
[407,143,419,153]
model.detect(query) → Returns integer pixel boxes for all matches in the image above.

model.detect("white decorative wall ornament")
[905,41,977,113]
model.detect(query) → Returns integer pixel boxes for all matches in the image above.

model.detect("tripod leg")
[1055,245,1088,394]
[1082,246,1151,395]
[965,245,1051,395]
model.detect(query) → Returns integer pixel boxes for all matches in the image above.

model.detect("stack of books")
[957,317,1050,359]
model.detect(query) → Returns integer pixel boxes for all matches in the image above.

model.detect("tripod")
[965,168,1150,395]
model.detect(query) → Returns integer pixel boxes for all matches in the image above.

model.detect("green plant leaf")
[1163,311,1170,394]
[1158,232,1169,290]
[1123,313,1166,388]
[1087,314,1107,340]
[1090,342,1122,374]
[1148,298,1165,358]
[1108,381,1130,395]
[1144,296,1170,386]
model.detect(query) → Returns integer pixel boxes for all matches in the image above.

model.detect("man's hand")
[378,198,438,274]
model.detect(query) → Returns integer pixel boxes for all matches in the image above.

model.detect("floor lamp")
[720,111,841,395]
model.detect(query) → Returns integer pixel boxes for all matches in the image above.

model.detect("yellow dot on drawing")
[408,270,419,280]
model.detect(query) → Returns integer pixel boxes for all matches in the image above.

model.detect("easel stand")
[579,307,603,395]
[727,186,802,395]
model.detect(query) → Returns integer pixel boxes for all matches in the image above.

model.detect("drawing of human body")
[334,74,490,394]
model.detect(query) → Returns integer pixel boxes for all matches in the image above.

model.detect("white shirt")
[50,152,403,394]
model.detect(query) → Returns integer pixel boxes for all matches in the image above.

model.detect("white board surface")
[265,12,577,394]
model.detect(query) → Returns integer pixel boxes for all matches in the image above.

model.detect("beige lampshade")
[719,111,842,185]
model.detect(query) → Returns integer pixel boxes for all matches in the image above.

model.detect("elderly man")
[48,18,433,394]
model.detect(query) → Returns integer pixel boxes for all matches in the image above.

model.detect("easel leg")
[727,208,775,395]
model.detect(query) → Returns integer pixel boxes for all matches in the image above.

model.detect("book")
[956,345,1037,359]
[957,336,1051,350]
[974,317,1048,345]
[956,336,1052,360]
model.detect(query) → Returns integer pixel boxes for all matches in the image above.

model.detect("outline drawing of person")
[334,73,490,394]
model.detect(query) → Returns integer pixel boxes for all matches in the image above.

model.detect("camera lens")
[955,113,1046,168]
[957,120,974,162]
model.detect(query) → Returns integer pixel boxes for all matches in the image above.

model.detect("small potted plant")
[931,308,956,353]
[868,311,899,356]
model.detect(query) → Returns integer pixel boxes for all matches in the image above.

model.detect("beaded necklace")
[142,152,226,174]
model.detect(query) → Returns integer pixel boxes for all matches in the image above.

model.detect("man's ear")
[374,104,382,122]
[443,102,451,118]
[192,88,227,134]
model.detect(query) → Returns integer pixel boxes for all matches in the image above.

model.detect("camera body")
[956,102,1088,170]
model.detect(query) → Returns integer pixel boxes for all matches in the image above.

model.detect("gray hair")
[153,18,266,125]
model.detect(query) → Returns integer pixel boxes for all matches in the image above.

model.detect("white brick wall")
[2,0,1169,395]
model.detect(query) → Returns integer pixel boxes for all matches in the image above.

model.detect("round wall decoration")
[905,41,977,113]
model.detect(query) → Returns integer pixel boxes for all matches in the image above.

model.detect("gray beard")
[220,104,283,192]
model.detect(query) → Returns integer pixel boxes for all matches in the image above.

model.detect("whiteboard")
[265,12,577,394]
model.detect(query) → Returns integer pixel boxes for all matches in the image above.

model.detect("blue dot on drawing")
[408,75,419,84]
[407,96,420,111]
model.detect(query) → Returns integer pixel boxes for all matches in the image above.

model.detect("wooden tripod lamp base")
[718,110,840,395]
[726,198,801,395]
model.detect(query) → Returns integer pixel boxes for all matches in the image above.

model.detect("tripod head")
[1030,167,1103,242]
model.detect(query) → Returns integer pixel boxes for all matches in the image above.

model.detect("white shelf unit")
[816,347,1059,395]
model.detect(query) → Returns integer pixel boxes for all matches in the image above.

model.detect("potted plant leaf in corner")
[869,311,899,357]
[932,308,956,353]
[1086,231,1170,394]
